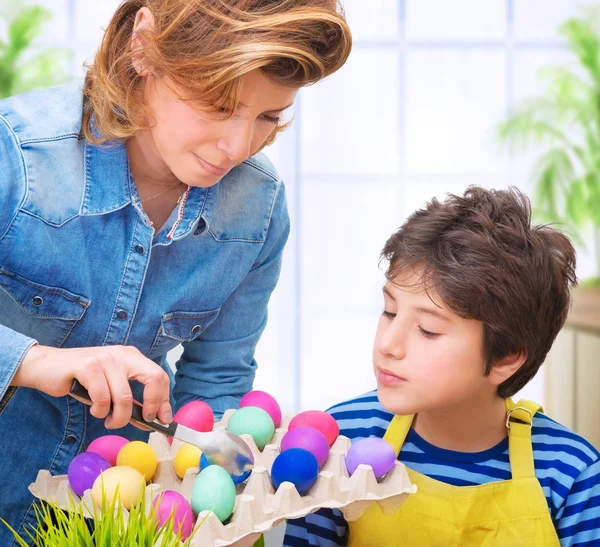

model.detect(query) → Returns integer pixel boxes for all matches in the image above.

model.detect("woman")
[0,0,351,543]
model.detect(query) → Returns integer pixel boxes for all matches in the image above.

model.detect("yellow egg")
[116,441,158,481]
[174,443,202,479]
[91,466,145,510]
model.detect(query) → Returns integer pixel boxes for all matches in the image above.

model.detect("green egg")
[227,406,275,450]
[191,465,236,522]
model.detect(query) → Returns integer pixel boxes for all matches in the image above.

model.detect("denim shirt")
[0,83,289,544]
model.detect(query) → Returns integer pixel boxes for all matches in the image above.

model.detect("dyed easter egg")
[68,452,111,497]
[271,448,319,495]
[152,490,195,540]
[91,466,145,510]
[239,390,282,428]
[288,410,339,447]
[200,453,250,485]
[345,437,396,479]
[169,401,214,446]
[87,435,129,467]
[281,427,330,468]
[226,407,275,450]
[174,443,202,479]
[116,441,158,481]
[191,465,236,522]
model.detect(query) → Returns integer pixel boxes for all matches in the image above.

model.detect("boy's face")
[373,267,496,416]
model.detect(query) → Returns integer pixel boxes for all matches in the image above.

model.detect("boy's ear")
[487,351,527,386]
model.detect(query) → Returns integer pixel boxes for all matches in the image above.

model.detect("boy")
[283,187,600,546]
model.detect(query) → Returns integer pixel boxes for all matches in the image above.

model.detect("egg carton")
[29,410,416,546]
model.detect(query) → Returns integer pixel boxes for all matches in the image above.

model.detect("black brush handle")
[70,379,178,437]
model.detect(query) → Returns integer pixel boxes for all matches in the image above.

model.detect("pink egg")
[281,427,330,467]
[87,435,130,467]
[288,410,339,447]
[152,490,195,540]
[169,401,214,446]
[239,390,282,428]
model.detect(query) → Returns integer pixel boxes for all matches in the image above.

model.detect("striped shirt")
[283,391,600,547]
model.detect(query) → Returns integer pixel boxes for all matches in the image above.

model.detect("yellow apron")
[348,399,560,547]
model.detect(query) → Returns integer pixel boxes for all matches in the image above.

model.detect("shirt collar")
[81,138,132,216]
[80,137,216,241]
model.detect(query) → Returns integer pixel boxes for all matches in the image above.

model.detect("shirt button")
[135,244,145,255]
[32,296,44,307]
[65,435,78,444]
[117,310,128,320]
[192,325,201,334]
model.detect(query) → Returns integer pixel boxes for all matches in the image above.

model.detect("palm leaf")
[0,1,69,98]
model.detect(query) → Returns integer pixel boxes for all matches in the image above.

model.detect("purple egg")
[153,490,195,540]
[68,452,111,497]
[281,427,330,468]
[345,437,396,479]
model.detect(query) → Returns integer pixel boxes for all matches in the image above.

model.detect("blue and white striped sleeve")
[554,457,600,547]
[283,508,348,547]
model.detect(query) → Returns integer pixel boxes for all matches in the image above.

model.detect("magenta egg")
[152,490,195,540]
[239,390,282,428]
[345,437,396,479]
[87,435,129,467]
[281,427,330,468]
[169,401,214,446]
[288,410,339,447]
[68,452,111,497]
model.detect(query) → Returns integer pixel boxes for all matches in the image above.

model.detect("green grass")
[1,489,197,547]
[1,489,267,546]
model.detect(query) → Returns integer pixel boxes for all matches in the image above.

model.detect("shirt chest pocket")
[147,308,220,359]
[0,268,90,347]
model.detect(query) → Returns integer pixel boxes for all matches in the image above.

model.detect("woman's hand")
[12,345,172,429]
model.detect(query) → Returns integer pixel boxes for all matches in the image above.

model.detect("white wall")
[25,0,599,413]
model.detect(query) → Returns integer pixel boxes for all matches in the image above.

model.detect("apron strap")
[383,414,415,456]
[505,398,542,480]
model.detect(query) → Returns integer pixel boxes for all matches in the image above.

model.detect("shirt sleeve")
[554,457,600,546]
[284,508,349,547]
[0,113,37,399]
[172,181,290,417]
[0,112,27,241]
[0,324,37,401]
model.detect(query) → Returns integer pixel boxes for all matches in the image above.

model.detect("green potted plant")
[498,8,600,285]
[0,1,69,99]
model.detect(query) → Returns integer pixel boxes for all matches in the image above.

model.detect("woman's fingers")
[78,354,112,420]
[125,349,173,424]
[102,355,135,429]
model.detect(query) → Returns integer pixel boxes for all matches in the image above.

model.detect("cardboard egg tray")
[29,410,416,546]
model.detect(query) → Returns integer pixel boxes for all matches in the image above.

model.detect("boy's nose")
[377,324,407,360]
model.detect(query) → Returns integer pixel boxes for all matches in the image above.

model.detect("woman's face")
[141,69,298,187]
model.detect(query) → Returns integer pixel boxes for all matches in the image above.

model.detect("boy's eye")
[419,326,440,339]
[382,310,396,319]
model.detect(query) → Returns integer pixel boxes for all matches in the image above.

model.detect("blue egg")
[271,448,319,495]
[200,453,250,485]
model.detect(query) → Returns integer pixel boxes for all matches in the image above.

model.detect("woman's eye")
[382,310,396,319]
[261,114,281,124]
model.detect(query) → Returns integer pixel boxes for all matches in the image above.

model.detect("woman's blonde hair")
[82,0,352,145]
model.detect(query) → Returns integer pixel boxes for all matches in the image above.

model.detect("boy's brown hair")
[381,186,577,398]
